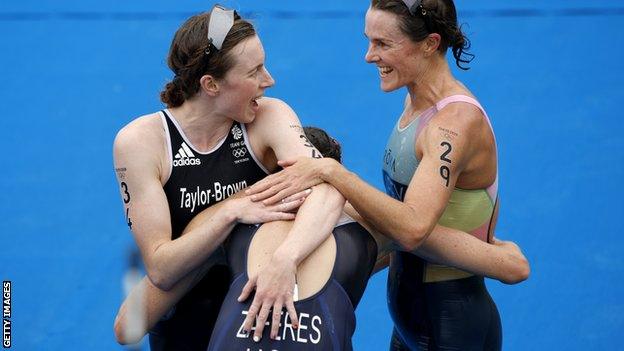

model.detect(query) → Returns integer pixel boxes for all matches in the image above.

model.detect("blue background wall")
[1,0,622,349]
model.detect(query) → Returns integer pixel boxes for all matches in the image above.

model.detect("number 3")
[121,182,130,204]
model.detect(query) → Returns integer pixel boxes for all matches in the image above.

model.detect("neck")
[406,56,460,111]
[168,96,233,152]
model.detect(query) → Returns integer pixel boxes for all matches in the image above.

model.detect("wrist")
[320,158,341,182]
[273,245,299,267]
[223,197,241,224]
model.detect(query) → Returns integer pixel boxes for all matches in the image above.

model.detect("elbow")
[395,208,437,252]
[114,314,144,345]
[514,257,531,283]
[147,270,175,291]
[503,256,531,284]
[145,251,175,291]
[398,222,430,252]
[114,312,129,345]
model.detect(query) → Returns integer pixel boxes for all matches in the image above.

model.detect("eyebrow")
[248,63,263,74]
[364,32,392,43]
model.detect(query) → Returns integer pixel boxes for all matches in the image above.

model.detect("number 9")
[440,166,450,187]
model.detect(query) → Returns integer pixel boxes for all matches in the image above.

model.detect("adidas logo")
[173,142,201,167]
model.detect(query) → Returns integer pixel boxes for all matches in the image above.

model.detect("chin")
[242,111,257,124]
[380,81,401,93]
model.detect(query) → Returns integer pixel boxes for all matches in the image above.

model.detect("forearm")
[114,264,210,344]
[274,183,344,265]
[414,225,529,283]
[339,175,527,282]
[325,166,432,250]
[148,200,236,290]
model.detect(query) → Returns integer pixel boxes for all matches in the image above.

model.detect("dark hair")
[160,11,256,107]
[370,0,474,70]
[303,126,342,163]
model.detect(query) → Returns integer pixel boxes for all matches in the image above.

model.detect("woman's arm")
[414,228,529,284]
[344,202,529,283]
[112,188,305,344]
[247,105,530,282]
[113,119,299,291]
[114,264,210,345]
[238,99,345,341]
[248,105,478,249]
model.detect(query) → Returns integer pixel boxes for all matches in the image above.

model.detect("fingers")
[246,174,278,197]
[253,303,272,342]
[282,188,312,203]
[251,182,290,203]
[277,159,297,167]
[285,298,299,330]
[262,200,302,222]
[238,276,257,302]
[262,187,300,205]
[264,212,296,222]
[273,198,305,213]
[270,301,283,340]
[242,298,261,336]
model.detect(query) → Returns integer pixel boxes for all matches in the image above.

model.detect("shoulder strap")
[435,94,495,135]
[159,110,176,180]
[436,95,485,116]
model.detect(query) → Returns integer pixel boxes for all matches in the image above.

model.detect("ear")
[423,33,441,55]
[199,74,219,96]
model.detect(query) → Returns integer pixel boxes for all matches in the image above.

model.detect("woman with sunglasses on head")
[112,7,347,350]
[246,1,530,350]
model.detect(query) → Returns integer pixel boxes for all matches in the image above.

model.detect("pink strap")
[435,95,494,132]
[436,95,498,201]
[435,94,482,112]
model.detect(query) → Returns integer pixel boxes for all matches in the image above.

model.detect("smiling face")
[215,35,275,123]
[364,8,427,92]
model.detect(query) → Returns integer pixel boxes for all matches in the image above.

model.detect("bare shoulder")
[255,97,299,124]
[427,101,485,138]
[114,112,165,155]
[419,101,486,164]
[113,112,168,175]
[248,97,302,145]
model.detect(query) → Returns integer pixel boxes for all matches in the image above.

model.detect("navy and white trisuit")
[148,110,268,351]
[207,218,378,351]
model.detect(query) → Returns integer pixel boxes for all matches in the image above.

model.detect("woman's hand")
[491,237,530,284]
[238,251,299,341]
[491,237,523,257]
[230,189,310,224]
[246,157,338,205]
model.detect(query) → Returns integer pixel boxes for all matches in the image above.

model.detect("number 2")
[440,142,452,163]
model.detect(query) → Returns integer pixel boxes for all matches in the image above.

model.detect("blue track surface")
[1,0,623,350]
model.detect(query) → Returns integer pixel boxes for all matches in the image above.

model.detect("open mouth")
[378,66,393,78]
[251,95,263,109]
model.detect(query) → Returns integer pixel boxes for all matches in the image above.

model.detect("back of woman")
[208,218,377,350]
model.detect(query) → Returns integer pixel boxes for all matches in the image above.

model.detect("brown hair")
[160,11,256,107]
[370,0,474,70]
[303,126,342,163]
